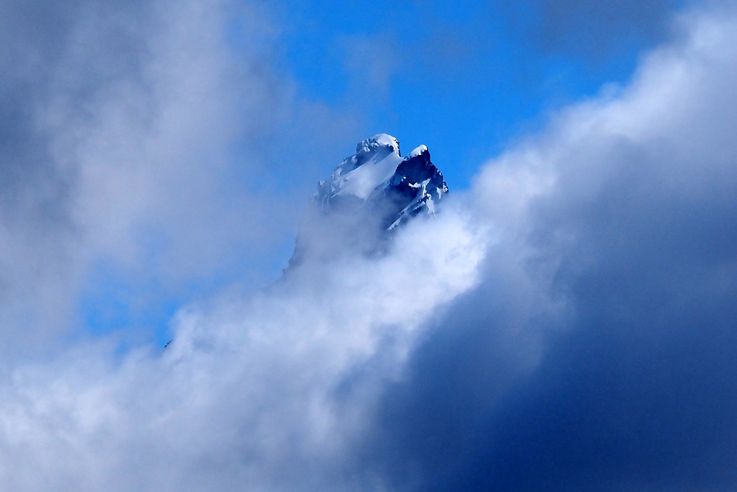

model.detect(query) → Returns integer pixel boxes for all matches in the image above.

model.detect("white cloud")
[0,0,359,359]
[0,205,486,491]
[3,0,737,490]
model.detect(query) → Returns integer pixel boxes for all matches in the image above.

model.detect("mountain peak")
[290,134,448,267]
[317,133,447,222]
[356,133,400,155]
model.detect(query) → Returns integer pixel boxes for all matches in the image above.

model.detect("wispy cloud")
[2,0,737,490]
[0,205,485,490]
[0,0,355,357]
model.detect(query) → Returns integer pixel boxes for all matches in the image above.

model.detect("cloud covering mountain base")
[2,1,737,491]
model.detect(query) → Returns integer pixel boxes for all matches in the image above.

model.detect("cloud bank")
[367,3,737,490]
[0,0,355,359]
[0,206,485,490]
[2,1,737,491]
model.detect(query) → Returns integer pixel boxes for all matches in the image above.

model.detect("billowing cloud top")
[2,1,737,491]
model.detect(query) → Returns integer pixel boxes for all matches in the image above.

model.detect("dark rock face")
[290,134,448,267]
[383,145,449,230]
[317,135,447,229]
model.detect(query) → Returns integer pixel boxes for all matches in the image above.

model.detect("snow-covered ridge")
[316,133,448,230]
[287,133,449,268]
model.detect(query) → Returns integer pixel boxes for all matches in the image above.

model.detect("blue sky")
[276,0,680,186]
[79,0,683,345]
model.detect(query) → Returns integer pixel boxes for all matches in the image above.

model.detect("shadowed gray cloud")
[363,3,737,490]
[0,0,154,354]
[0,0,357,359]
[530,0,680,58]
[2,1,737,490]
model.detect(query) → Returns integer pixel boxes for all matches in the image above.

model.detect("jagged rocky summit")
[317,133,448,230]
[290,133,448,266]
